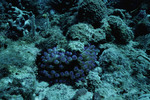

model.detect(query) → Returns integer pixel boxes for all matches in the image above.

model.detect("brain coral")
[37,45,99,85]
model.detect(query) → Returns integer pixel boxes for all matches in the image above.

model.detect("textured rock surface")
[105,15,134,44]
[0,65,36,99]
[67,23,106,44]
[68,41,85,52]
[47,0,79,13]
[0,0,150,99]
[34,83,76,100]
[135,15,150,37]
[78,0,107,27]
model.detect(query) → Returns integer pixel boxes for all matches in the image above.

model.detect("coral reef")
[0,41,39,99]
[0,0,150,99]
[46,0,79,13]
[3,0,41,15]
[135,15,150,36]
[78,0,108,27]
[102,15,134,44]
[66,23,106,44]
[2,5,36,40]
[37,45,99,85]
